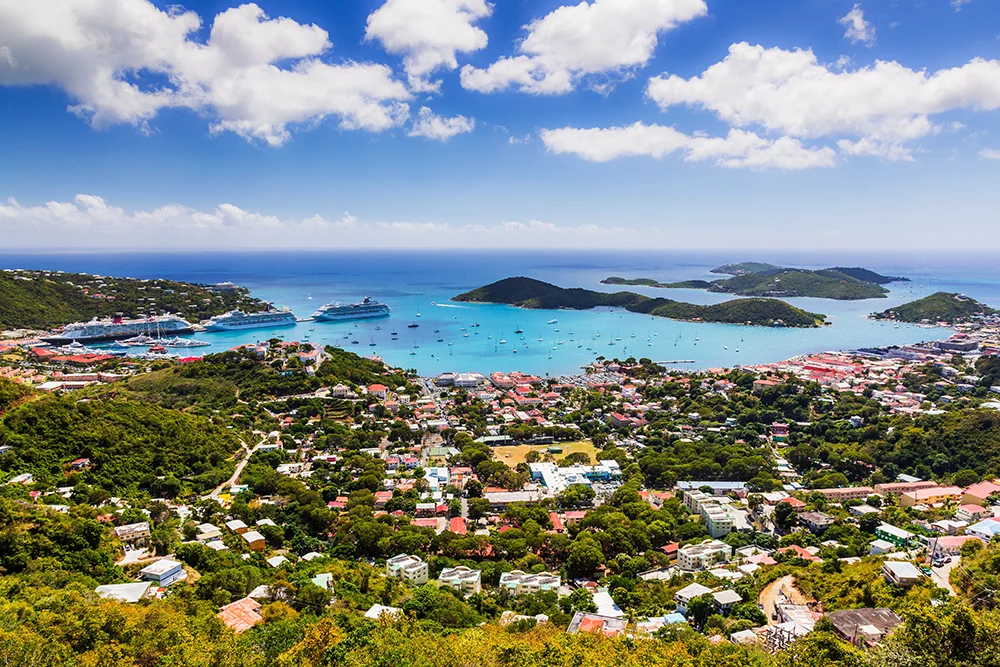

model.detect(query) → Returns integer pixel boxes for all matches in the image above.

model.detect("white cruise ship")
[312,297,390,321]
[204,306,296,332]
[44,314,193,343]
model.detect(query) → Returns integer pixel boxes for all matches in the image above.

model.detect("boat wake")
[432,302,466,309]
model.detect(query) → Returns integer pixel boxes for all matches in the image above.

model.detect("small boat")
[391,331,398,335]
[437,338,444,342]
[351,340,360,345]
[514,326,523,334]
[547,319,558,324]
[416,313,422,317]
[499,339,507,344]
[463,333,469,338]
[369,339,377,346]
[434,329,440,333]
[471,322,480,328]
[512,348,518,354]
[409,350,417,355]
[408,323,419,328]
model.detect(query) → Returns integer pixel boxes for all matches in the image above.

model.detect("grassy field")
[491,439,599,468]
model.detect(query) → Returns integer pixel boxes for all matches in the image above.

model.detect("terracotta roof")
[217,597,263,633]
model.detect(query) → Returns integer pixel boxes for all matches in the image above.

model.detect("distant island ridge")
[453,277,827,328]
[602,263,910,301]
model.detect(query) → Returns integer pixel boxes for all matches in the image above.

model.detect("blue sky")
[1,0,999,250]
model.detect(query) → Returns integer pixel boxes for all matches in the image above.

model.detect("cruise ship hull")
[204,317,296,332]
[43,322,194,344]
[313,309,390,322]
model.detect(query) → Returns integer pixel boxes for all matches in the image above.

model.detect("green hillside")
[0,395,240,492]
[454,277,826,327]
[874,292,998,323]
[0,269,266,330]
[827,266,909,284]
[709,269,889,300]
[601,277,714,289]
[710,262,783,275]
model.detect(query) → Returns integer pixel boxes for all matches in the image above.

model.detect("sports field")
[491,439,599,468]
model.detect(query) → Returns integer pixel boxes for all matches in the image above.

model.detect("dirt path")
[758,575,810,625]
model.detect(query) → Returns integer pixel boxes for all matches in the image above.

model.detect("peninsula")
[0,269,266,330]
[873,292,998,324]
[454,277,827,327]
[603,264,909,301]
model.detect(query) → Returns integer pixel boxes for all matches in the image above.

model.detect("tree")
[859,513,881,534]
[774,501,796,530]
[953,469,980,488]
[747,494,764,512]
[467,498,490,520]
[566,539,604,578]
[686,594,715,630]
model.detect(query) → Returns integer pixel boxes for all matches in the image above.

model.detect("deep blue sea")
[2,250,997,377]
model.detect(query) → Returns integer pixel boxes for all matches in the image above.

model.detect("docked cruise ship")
[312,297,390,321]
[204,306,296,331]
[43,314,194,344]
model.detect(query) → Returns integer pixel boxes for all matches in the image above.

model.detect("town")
[3,311,1000,666]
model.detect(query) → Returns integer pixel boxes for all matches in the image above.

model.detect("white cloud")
[0,194,632,249]
[646,42,1000,160]
[952,0,973,11]
[460,0,707,94]
[540,122,837,169]
[0,1,412,145]
[980,148,1000,160]
[407,107,475,141]
[365,0,492,92]
[839,4,876,46]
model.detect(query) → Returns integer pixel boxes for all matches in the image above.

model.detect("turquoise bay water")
[2,250,993,376]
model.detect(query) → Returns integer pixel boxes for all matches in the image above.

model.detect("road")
[208,437,264,499]
[758,574,810,624]
[929,556,959,596]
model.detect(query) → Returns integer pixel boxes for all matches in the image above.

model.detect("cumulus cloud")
[646,42,1000,161]
[460,0,707,95]
[0,1,412,145]
[0,194,630,249]
[980,148,1000,160]
[407,107,475,141]
[839,4,876,46]
[365,0,492,92]
[540,122,837,170]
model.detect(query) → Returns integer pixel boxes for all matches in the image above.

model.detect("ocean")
[3,250,996,377]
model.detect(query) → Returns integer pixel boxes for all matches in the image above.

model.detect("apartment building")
[498,570,561,595]
[385,554,429,585]
[677,539,732,571]
[439,566,482,595]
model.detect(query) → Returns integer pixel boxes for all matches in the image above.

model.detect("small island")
[0,269,267,330]
[454,277,827,328]
[872,292,998,324]
[603,263,909,301]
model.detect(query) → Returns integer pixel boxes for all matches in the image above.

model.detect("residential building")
[702,505,734,538]
[364,604,402,620]
[900,486,963,508]
[217,597,264,633]
[814,487,874,503]
[673,582,712,613]
[874,480,939,496]
[95,582,152,603]
[930,535,984,557]
[114,521,151,546]
[140,559,186,587]
[875,523,914,548]
[962,481,1000,506]
[499,570,560,595]
[966,518,1000,542]
[956,504,992,522]
[882,561,922,588]
[712,589,743,614]
[385,554,429,585]
[677,539,732,571]
[225,519,249,534]
[798,511,835,534]
[827,608,902,646]
[439,566,482,595]
[242,530,266,552]
[567,612,628,638]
